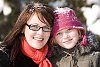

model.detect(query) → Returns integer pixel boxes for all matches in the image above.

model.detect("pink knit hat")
[52,7,87,46]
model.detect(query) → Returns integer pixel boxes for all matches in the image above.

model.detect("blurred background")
[0,0,100,41]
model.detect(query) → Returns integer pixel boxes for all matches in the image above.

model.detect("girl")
[50,7,100,67]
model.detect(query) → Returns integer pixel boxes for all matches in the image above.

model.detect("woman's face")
[55,28,80,49]
[23,13,51,49]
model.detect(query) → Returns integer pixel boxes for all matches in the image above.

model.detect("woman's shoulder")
[0,43,10,67]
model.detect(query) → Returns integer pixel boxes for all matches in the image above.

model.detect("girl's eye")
[65,28,72,33]
[56,32,62,36]
[68,28,72,31]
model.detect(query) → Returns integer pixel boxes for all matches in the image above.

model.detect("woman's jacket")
[0,45,10,67]
[0,43,38,67]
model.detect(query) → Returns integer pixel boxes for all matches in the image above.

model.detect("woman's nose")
[36,28,44,35]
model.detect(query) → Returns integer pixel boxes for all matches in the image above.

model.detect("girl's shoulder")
[90,51,100,59]
[80,51,100,61]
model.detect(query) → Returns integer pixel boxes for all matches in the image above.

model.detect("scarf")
[21,37,52,67]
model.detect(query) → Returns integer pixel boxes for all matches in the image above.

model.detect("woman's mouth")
[33,37,44,41]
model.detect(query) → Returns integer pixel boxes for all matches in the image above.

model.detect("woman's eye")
[31,25,38,28]
[30,25,39,30]
[44,26,50,29]
[33,25,38,28]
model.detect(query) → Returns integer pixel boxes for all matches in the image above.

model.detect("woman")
[0,3,54,67]
[50,7,100,67]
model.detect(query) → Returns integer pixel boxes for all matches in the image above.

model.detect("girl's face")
[23,13,51,49]
[55,28,80,49]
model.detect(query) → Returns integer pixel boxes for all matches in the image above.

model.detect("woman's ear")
[21,27,25,34]
[20,27,25,36]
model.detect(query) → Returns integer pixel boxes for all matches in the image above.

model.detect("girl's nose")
[62,33,69,39]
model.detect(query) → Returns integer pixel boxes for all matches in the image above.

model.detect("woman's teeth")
[34,38,43,40]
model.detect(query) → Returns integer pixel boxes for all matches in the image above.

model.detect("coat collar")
[52,43,93,57]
